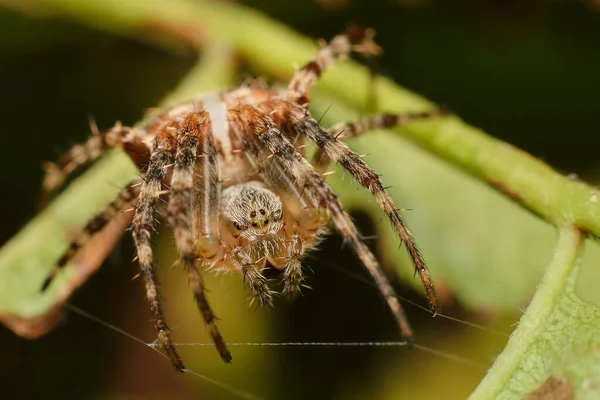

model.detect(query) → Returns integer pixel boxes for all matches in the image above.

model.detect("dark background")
[0,0,599,399]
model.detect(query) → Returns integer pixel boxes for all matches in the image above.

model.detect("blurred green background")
[1,0,599,399]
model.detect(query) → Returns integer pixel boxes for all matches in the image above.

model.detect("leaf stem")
[7,0,599,236]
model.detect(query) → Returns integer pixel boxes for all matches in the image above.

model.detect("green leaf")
[471,228,600,399]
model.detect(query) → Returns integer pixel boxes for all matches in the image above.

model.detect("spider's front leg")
[278,233,306,299]
[276,191,328,299]
[229,246,275,307]
[40,123,149,205]
[229,104,416,343]
[285,105,440,315]
[131,124,184,372]
[166,110,231,364]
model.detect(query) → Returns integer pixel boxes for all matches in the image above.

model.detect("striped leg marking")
[286,27,380,107]
[232,247,275,308]
[291,107,439,314]
[40,124,149,204]
[131,126,184,372]
[280,233,305,299]
[167,111,232,364]
[229,104,415,343]
[41,180,140,291]
[312,109,447,172]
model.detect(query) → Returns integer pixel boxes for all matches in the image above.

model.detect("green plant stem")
[160,39,237,107]
[10,0,600,237]
[469,226,584,399]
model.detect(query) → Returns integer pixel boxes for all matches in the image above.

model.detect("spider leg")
[166,111,231,364]
[40,124,149,204]
[40,180,140,291]
[286,27,380,107]
[231,248,275,308]
[229,105,414,342]
[131,126,184,372]
[280,233,305,299]
[312,109,446,172]
[289,106,439,314]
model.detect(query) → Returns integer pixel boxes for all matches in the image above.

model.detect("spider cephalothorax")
[220,182,284,239]
[41,27,443,372]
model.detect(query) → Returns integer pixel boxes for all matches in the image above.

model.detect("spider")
[40,27,442,372]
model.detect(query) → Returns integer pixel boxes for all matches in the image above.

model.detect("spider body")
[41,28,444,372]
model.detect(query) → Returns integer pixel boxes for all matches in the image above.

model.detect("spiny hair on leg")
[131,129,184,372]
[280,233,305,298]
[228,104,416,342]
[287,106,439,313]
[33,26,445,373]
[166,110,232,364]
[286,26,381,106]
[231,246,276,307]
[41,180,140,291]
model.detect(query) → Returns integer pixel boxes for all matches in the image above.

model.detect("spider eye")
[264,219,269,225]
[251,222,259,228]
[250,210,256,218]
[259,209,266,215]
[233,222,244,231]
[272,210,283,221]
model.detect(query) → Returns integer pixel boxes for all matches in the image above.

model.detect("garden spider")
[41,27,442,372]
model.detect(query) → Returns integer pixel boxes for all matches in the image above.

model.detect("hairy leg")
[40,123,150,203]
[287,105,439,313]
[312,109,446,172]
[41,180,140,290]
[166,111,231,363]
[229,104,415,342]
[131,126,184,372]
[286,27,380,107]
[231,247,275,307]
[280,233,305,298]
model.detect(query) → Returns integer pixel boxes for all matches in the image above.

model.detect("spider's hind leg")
[312,108,447,172]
